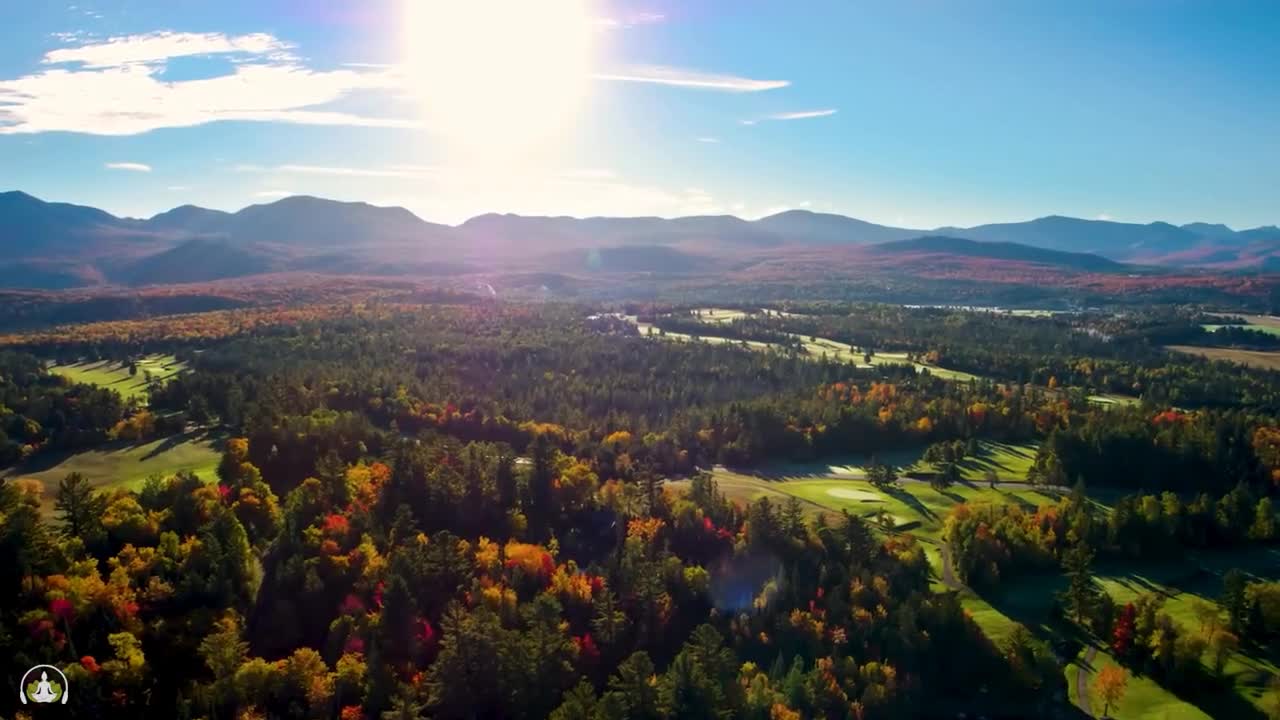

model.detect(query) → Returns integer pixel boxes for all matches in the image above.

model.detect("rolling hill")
[1,190,1278,290]
[871,236,1128,272]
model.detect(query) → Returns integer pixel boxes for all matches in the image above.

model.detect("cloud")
[105,161,151,172]
[44,31,292,67]
[695,137,720,143]
[595,12,665,29]
[799,200,812,208]
[593,65,788,92]
[254,190,296,199]
[766,109,838,121]
[237,163,438,179]
[0,32,408,135]
[166,185,190,191]
[1096,213,1113,221]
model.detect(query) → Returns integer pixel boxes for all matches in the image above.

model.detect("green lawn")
[50,354,186,401]
[625,313,986,382]
[1088,393,1141,407]
[672,455,1278,718]
[1073,649,1213,720]
[3,432,222,515]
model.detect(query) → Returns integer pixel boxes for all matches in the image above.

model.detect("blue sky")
[1,1,1277,229]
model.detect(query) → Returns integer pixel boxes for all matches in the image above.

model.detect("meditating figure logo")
[20,665,69,705]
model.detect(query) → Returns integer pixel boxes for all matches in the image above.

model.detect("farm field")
[3,431,222,515]
[49,353,186,401]
[1167,345,1280,371]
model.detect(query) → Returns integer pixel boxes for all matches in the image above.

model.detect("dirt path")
[1076,646,1098,717]
[939,543,962,589]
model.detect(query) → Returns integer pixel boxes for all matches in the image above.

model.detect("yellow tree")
[1093,664,1128,718]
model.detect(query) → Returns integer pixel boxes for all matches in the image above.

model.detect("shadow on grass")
[139,428,221,460]
[3,429,223,476]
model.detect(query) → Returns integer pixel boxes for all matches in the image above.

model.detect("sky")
[1,0,1277,229]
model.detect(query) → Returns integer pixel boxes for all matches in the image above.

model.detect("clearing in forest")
[1167,345,1280,371]
[3,431,222,515]
[49,354,186,401]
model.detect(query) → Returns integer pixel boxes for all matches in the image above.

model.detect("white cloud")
[166,185,190,191]
[44,31,291,67]
[695,136,720,143]
[799,200,812,208]
[2,30,786,135]
[0,32,408,135]
[254,190,296,199]
[1096,213,1113,221]
[105,161,151,172]
[766,109,838,121]
[594,12,665,30]
[593,65,788,92]
[237,163,437,179]
[739,119,757,126]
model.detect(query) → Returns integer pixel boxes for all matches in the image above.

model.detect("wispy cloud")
[0,32,408,135]
[593,65,788,92]
[695,137,720,143]
[1096,213,1113,221]
[254,190,296,199]
[237,163,438,179]
[44,31,291,67]
[105,161,151,172]
[594,12,666,30]
[166,185,190,191]
[766,109,838,121]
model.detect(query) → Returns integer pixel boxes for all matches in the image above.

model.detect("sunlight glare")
[402,0,596,161]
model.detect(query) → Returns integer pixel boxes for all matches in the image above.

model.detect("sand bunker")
[826,488,883,501]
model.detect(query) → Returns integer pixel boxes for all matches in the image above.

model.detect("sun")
[402,0,596,161]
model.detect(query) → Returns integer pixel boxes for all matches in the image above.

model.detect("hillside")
[871,235,1128,272]
[1,190,1278,291]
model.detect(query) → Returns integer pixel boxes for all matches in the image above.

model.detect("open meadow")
[1168,345,1280,371]
[49,353,187,401]
[629,309,984,381]
[3,431,222,515]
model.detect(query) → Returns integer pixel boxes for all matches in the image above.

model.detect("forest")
[2,300,1279,719]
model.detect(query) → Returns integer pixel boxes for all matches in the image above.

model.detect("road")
[1076,646,1098,717]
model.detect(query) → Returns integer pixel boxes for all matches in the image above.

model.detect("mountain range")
[2,190,1277,290]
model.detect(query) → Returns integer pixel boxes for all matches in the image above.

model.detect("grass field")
[671,462,1277,718]
[2,431,222,515]
[628,310,984,382]
[1203,324,1280,338]
[49,354,186,401]
[1088,393,1142,407]
[1167,345,1280,371]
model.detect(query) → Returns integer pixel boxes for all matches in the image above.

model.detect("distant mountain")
[1,190,1276,290]
[143,205,232,234]
[755,209,920,244]
[113,238,286,285]
[0,190,169,259]
[945,216,1203,257]
[872,236,1127,272]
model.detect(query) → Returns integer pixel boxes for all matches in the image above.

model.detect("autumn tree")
[1093,664,1128,718]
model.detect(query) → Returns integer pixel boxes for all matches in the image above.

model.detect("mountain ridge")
[2,190,1279,289]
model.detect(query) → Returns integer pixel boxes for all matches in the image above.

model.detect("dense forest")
[1,301,1278,718]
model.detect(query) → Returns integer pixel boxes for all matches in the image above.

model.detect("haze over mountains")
[1,190,1277,289]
